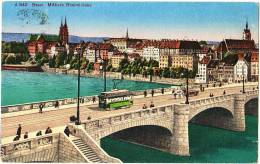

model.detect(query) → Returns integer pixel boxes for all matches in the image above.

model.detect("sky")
[2,1,259,42]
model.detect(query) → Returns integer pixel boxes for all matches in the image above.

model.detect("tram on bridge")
[98,89,133,110]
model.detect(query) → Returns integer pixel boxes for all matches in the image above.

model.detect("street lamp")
[75,47,82,125]
[185,67,189,104]
[99,58,107,92]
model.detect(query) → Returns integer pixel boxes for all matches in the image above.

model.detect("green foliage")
[148,59,159,67]
[199,40,207,45]
[5,55,16,64]
[55,53,64,68]
[2,42,28,53]
[49,55,56,68]
[35,52,49,66]
[86,62,94,72]
[2,54,8,64]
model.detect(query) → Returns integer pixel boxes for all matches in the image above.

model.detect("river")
[1,70,258,162]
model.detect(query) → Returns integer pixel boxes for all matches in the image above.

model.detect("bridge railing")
[188,93,237,108]
[1,133,59,158]
[82,103,175,132]
[1,87,175,114]
[1,95,98,114]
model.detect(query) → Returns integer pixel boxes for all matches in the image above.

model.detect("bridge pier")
[170,105,190,156]
[228,94,246,131]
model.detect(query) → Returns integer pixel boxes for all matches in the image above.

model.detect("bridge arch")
[99,122,173,140]
[245,98,258,116]
[189,105,234,121]
[102,125,173,152]
[189,107,234,130]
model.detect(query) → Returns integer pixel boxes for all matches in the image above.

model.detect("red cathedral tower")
[59,17,69,45]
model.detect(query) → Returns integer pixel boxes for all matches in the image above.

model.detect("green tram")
[98,89,133,110]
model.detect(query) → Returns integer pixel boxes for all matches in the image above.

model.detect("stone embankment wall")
[1,133,88,163]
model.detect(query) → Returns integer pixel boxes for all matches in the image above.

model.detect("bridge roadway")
[1,83,257,138]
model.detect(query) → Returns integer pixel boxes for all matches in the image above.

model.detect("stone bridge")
[1,90,258,162]
[82,90,258,156]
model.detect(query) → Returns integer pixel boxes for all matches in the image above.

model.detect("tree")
[49,55,56,68]
[148,59,159,67]
[55,53,66,68]
[5,55,16,64]
[162,68,170,78]
[86,62,94,72]
[1,54,8,64]
[118,58,130,72]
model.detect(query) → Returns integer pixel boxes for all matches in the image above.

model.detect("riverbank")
[2,64,42,72]
[41,65,195,85]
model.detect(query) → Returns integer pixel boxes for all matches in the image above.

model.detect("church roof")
[29,34,60,42]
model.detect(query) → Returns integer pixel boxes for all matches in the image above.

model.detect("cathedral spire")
[64,16,67,27]
[246,19,248,30]
[60,17,63,27]
[126,28,129,39]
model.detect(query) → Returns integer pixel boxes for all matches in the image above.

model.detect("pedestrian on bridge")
[24,132,28,139]
[223,90,226,95]
[13,135,20,141]
[92,96,96,103]
[36,130,42,136]
[54,101,59,108]
[161,88,164,94]
[144,90,147,97]
[64,126,70,137]
[39,103,43,113]
[150,101,155,108]
[142,104,147,109]
[16,124,22,138]
[45,127,52,134]
[151,89,155,97]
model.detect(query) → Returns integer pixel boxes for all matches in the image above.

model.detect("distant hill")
[2,32,108,43]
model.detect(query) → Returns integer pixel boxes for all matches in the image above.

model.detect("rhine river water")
[1,70,258,163]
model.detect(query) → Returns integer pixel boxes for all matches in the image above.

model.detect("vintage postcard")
[1,1,259,163]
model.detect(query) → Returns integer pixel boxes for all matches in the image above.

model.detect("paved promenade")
[1,83,257,140]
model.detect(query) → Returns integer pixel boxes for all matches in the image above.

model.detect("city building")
[84,43,97,63]
[159,54,170,68]
[195,53,210,84]
[217,21,256,59]
[27,17,69,56]
[171,54,199,71]
[142,42,160,61]
[49,43,66,57]
[234,54,249,82]
[250,51,259,81]
[98,43,115,60]
[105,29,142,52]
[111,53,127,68]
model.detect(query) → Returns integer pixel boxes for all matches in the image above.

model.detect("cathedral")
[27,17,69,56]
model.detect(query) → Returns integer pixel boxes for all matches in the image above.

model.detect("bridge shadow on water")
[101,115,257,163]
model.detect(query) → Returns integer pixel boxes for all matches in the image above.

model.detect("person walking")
[16,124,22,138]
[151,89,154,97]
[161,88,164,94]
[142,104,147,109]
[223,90,226,95]
[24,132,28,139]
[39,103,43,113]
[92,96,96,103]
[144,90,147,97]
[54,101,59,108]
